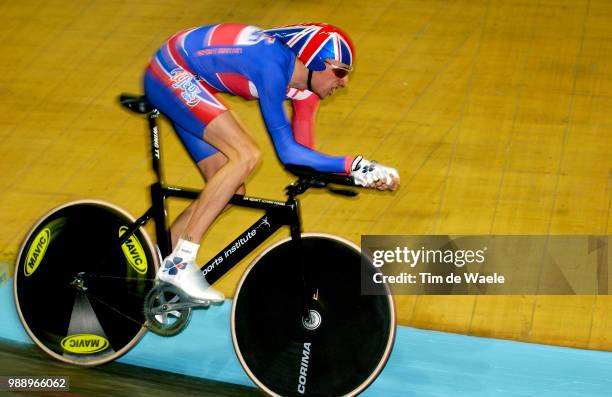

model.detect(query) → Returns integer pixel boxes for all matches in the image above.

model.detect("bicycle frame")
[119,109,304,286]
[149,183,303,285]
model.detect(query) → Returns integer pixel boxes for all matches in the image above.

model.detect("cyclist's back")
[149,24,292,101]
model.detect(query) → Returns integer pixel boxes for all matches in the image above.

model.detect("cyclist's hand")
[350,156,400,191]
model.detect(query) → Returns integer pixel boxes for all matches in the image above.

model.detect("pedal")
[187,299,211,308]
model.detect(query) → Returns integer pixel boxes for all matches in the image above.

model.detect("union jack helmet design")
[263,23,355,71]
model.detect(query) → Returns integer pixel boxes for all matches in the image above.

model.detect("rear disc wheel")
[14,200,159,366]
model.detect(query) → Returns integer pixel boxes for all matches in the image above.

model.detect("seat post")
[148,109,164,184]
[147,109,173,256]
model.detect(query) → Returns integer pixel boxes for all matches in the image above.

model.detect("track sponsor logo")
[61,334,110,354]
[119,226,148,274]
[24,228,51,277]
[297,342,312,394]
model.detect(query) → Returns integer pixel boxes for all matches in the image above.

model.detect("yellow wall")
[1,0,610,350]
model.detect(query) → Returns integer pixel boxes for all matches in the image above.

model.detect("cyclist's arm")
[258,78,351,174]
[287,88,319,150]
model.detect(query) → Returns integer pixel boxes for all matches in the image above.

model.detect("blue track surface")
[2,279,611,396]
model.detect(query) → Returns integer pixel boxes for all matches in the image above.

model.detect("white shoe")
[157,255,224,303]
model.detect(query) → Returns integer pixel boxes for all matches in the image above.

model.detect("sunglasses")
[325,61,351,79]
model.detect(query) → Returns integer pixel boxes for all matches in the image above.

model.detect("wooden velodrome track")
[0,0,610,351]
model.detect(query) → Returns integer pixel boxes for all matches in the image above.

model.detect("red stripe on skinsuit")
[208,23,247,46]
[168,33,195,73]
[217,73,255,99]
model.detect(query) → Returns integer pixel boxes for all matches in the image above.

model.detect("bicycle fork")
[287,198,320,330]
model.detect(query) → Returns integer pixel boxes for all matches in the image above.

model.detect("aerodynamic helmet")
[263,23,355,71]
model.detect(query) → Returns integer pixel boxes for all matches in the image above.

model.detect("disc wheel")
[231,234,395,397]
[14,200,159,366]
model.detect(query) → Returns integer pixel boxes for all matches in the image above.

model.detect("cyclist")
[143,22,400,303]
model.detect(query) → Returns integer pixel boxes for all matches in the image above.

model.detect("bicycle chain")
[83,289,146,327]
[84,273,157,282]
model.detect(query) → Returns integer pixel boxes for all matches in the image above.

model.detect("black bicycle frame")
[126,110,305,285]
[150,185,302,285]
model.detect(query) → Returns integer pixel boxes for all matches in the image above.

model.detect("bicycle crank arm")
[150,301,209,314]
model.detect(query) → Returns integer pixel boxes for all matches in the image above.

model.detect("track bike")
[13,94,396,396]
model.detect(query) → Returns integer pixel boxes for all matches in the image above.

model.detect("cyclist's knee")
[235,145,261,176]
[224,145,260,179]
[246,146,262,173]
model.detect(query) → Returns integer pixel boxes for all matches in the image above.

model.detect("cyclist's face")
[313,60,350,98]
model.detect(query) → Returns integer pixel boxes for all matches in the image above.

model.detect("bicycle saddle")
[119,94,155,114]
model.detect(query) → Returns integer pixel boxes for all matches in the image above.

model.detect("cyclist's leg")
[144,61,259,302]
[180,111,260,243]
[159,113,259,303]
[144,62,256,236]
[169,126,246,247]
